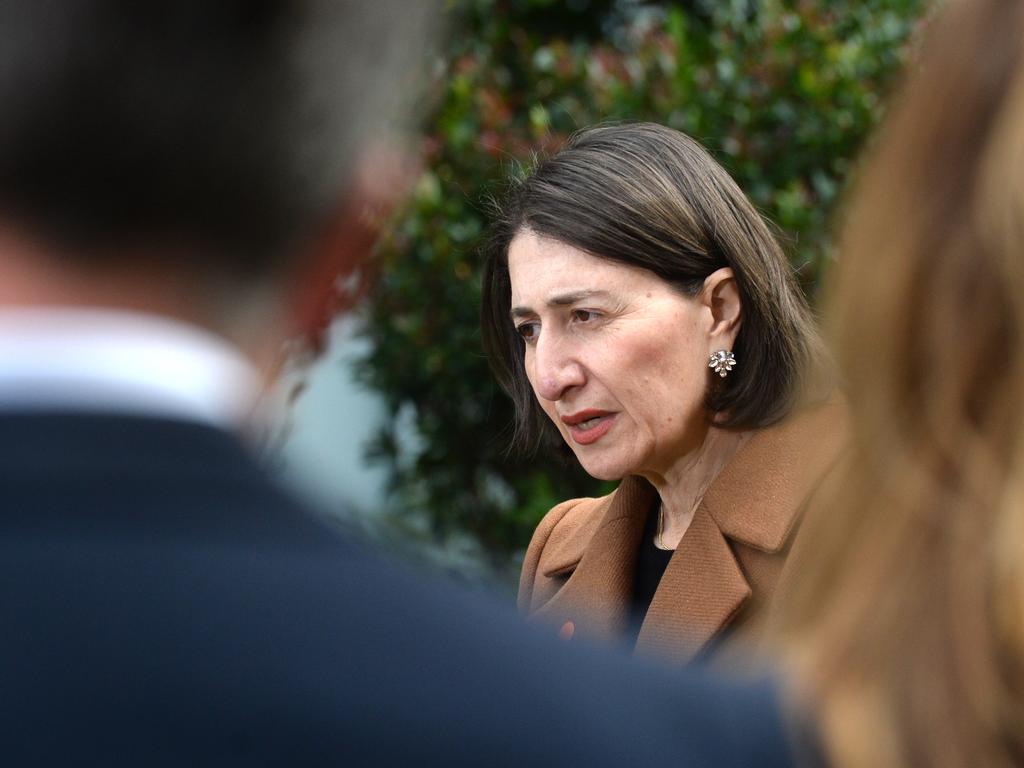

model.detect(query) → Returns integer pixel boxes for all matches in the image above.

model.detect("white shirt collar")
[0,307,263,430]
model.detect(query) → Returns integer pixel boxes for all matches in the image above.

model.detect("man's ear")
[700,267,742,349]
[284,199,375,353]
[285,146,419,352]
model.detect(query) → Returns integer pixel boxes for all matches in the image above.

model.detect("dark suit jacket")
[0,411,802,766]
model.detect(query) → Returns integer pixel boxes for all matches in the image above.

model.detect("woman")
[769,0,1024,765]
[481,122,843,664]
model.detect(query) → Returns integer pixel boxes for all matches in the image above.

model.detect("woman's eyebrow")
[510,290,612,318]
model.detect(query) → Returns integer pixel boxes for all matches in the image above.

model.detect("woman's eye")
[515,322,539,343]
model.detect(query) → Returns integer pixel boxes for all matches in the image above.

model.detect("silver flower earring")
[708,349,736,378]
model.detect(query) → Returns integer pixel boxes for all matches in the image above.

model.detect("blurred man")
[0,2,797,765]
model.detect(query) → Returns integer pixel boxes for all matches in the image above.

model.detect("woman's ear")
[700,267,742,348]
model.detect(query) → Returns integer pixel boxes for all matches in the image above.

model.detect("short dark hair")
[481,122,825,454]
[0,0,430,278]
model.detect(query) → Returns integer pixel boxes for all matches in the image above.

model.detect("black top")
[629,502,675,647]
[0,411,801,767]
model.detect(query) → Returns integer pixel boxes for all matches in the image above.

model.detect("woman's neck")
[642,425,751,550]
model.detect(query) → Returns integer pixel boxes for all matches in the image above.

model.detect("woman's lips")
[561,411,617,446]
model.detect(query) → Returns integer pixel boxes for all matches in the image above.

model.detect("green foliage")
[355,0,926,577]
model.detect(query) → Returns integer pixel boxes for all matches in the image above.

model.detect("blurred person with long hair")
[481,123,843,664]
[769,0,1024,765]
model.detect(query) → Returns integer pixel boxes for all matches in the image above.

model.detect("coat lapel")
[530,476,752,662]
[530,477,653,649]
[633,403,845,662]
[634,504,751,663]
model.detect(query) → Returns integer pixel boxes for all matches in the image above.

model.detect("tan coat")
[518,401,847,664]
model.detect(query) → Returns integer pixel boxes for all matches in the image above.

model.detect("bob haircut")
[481,122,824,455]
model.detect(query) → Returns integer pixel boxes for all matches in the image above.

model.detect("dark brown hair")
[481,122,824,454]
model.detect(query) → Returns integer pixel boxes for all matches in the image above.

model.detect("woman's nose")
[532,335,585,402]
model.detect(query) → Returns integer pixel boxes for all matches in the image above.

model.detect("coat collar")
[703,400,846,552]
[532,476,750,660]
[531,401,845,661]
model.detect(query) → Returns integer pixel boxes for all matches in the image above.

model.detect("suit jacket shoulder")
[0,412,803,767]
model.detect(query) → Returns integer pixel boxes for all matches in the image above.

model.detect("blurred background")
[278,0,927,589]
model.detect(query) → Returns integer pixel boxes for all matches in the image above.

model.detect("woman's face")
[508,230,737,482]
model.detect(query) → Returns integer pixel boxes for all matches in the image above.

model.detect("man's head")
[0,0,431,347]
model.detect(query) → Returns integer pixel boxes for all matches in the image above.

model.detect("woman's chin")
[575,456,628,482]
